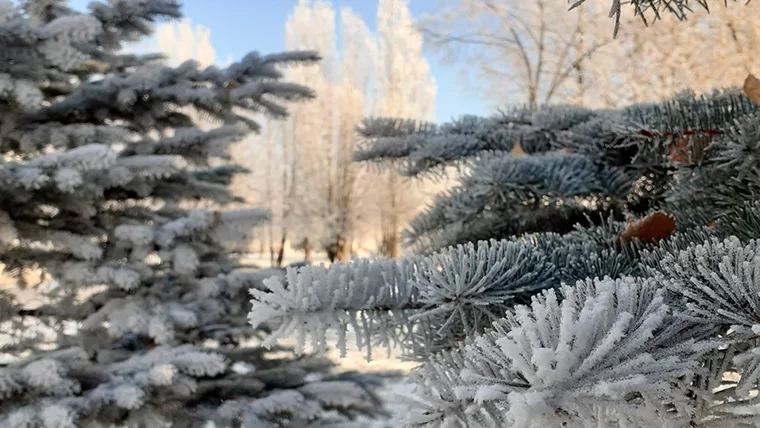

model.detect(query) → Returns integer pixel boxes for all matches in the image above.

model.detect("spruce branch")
[402,276,721,427]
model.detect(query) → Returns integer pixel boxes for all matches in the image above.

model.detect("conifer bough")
[250,4,760,427]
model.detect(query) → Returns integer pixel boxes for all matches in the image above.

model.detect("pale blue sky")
[69,0,492,122]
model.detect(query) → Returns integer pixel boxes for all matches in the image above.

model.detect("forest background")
[134,0,760,267]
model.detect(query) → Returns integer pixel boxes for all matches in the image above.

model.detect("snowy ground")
[299,329,419,427]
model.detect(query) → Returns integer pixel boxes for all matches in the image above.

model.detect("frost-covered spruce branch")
[251,222,711,361]
[405,202,626,255]
[0,344,384,427]
[355,115,523,177]
[664,112,760,214]
[403,152,635,250]
[248,214,699,359]
[0,147,257,277]
[356,88,760,251]
[30,51,320,131]
[249,239,560,358]
[356,92,757,179]
[257,232,760,427]
[642,236,760,422]
[122,125,249,162]
[13,212,278,345]
[0,0,181,84]
[402,276,725,428]
[355,108,595,177]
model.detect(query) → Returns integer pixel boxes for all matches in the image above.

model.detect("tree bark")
[276,232,287,267]
[379,173,401,259]
[325,233,349,263]
[303,237,312,262]
[269,238,275,268]
[380,233,400,259]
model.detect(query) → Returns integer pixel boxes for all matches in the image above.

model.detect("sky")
[69,0,492,123]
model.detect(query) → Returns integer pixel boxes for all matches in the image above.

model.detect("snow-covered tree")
[576,0,749,35]
[280,0,374,263]
[259,0,436,262]
[155,18,216,69]
[372,0,436,258]
[420,0,760,110]
[249,2,760,426]
[0,1,388,426]
[593,2,760,106]
[419,0,614,108]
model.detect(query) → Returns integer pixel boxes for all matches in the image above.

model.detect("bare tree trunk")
[269,240,275,267]
[386,220,400,258]
[276,232,287,267]
[265,126,276,268]
[336,234,349,261]
[381,233,400,258]
[278,116,298,268]
[303,237,312,262]
[379,173,401,259]
[574,6,585,104]
[325,233,349,263]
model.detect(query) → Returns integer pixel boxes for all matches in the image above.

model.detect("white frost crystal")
[149,364,177,386]
[40,405,75,428]
[112,384,145,409]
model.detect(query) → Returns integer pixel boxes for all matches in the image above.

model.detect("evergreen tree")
[0,1,386,426]
[249,2,760,426]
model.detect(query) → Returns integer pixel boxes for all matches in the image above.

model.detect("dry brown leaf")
[744,74,760,106]
[616,211,676,245]
[668,136,689,164]
[667,134,713,165]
